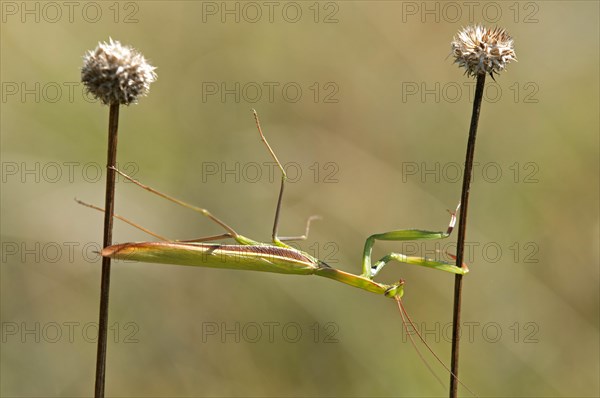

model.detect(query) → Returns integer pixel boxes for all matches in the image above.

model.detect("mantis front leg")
[361,205,468,279]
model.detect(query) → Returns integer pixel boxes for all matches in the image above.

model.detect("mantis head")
[384,279,405,299]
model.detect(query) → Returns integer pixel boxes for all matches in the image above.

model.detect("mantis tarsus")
[80,110,473,394]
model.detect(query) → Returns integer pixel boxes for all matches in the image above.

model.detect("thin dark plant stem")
[95,102,120,398]
[449,72,486,398]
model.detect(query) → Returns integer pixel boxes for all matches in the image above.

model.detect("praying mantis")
[95,111,468,297]
[79,110,473,393]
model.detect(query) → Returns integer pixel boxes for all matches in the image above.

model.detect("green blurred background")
[1,1,598,396]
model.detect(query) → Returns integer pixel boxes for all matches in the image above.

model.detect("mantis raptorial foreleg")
[361,205,468,279]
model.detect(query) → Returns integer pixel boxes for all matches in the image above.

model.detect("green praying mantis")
[79,110,473,393]
[95,111,468,295]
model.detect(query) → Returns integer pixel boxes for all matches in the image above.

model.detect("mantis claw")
[445,252,470,273]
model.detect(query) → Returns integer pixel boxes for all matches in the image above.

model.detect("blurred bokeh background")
[1,1,598,397]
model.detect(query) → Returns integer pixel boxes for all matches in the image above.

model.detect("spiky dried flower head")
[451,25,516,78]
[81,39,156,105]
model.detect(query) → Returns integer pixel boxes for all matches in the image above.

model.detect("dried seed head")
[81,39,157,105]
[451,25,516,78]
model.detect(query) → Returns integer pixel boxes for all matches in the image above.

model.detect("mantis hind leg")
[361,204,466,278]
[75,200,256,245]
[107,166,255,244]
[75,198,171,241]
